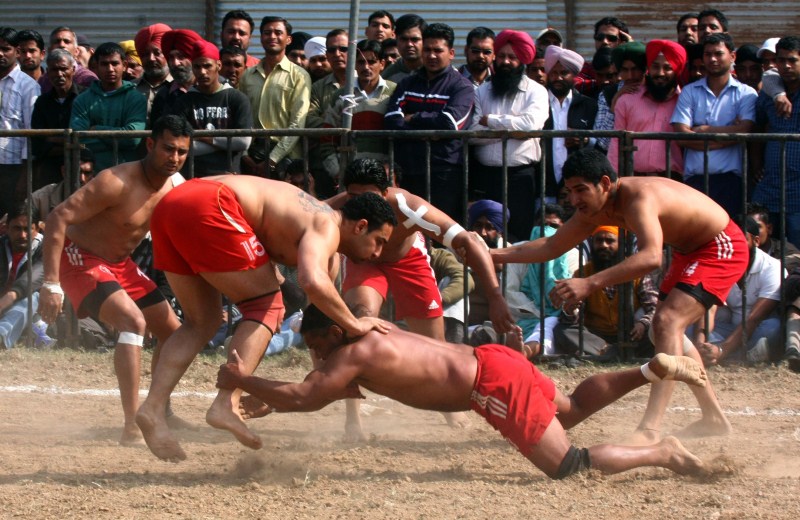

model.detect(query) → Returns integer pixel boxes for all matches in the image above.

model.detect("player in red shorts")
[38,115,192,446]
[135,176,396,461]
[219,304,711,479]
[493,148,748,445]
[326,158,515,440]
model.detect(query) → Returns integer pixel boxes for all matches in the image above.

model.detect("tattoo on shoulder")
[298,192,333,214]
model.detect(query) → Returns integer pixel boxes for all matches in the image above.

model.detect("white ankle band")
[640,363,661,383]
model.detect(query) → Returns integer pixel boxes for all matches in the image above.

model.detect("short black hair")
[676,13,698,32]
[327,28,348,41]
[15,29,44,50]
[686,43,704,62]
[423,23,455,48]
[220,45,247,59]
[341,192,397,231]
[777,36,800,54]
[94,42,125,61]
[465,26,495,47]
[151,114,194,140]
[343,158,391,191]
[356,39,383,58]
[594,17,628,35]
[703,32,735,52]
[368,10,395,29]
[299,303,338,335]
[0,27,18,45]
[7,201,40,224]
[563,148,618,184]
[222,9,254,33]
[395,14,427,35]
[592,47,615,70]
[380,38,397,56]
[698,9,729,32]
[544,203,564,220]
[746,202,771,224]
[260,16,291,35]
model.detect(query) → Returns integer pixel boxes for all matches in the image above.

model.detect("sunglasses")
[594,33,620,43]
[470,47,493,56]
[327,45,348,54]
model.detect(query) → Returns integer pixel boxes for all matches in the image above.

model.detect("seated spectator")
[747,203,800,271]
[430,247,474,344]
[30,147,95,226]
[467,200,508,326]
[553,226,657,359]
[782,266,800,372]
[695,217,784,365]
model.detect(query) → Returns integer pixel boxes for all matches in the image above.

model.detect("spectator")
[29,146,95,224]
[470,30,549,241]
[69,42,146,171]
[608,40,686,178]
[365,10,395,42]
[576,17,631,97]
[382,14,426,83]
[695,217,784,365]
[0,27,41,221]
[685,43,706,82]
[536,28,563,49]
[238,16,311,178]
[134,23,173,123]
[286,31,311,68]
[16,29,46,81]
[553,225,658,360]
[671,33,757,218]
[735,44,763,92]
[39,27,97,93]
[119,41,143,82]
[542,45,597,203]
[385,23,474,221]
[219,46,247,88]
[783,267,800,372]
[467,200,508,326]
[381,38,400,65]
[591,47,618,93]
[758,37,780,71]
[168,40,252,176]
[746,203,800,271]
[430,247,474,344]
[697,9,728,40]
[676,13,699,47]
[526,45,547,85]
[31,49,84,188]
[76,34,94,68]
[149,29,201,127]
[220,9,259,67]
[303,36,331,82]
[458,26,495,88]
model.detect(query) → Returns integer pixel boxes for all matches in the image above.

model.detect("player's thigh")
[199,262,281,303]
[165,271,224,333]
[97,289,147,333]
[524,417,573,478]
[654,288,707,333]
[344,285,385,316]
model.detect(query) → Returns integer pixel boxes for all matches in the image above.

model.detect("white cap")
[536,27,563,45]
[757,37,780,58]
[304,36,326,59]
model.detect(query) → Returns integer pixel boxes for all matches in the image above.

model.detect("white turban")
[544,46,585,74]
[304,36,326,59]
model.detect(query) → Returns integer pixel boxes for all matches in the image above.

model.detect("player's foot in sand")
[136,406,187,461]
[677,416,732,439]
[239,395,273,420]
[649,353,707,387]
[443,411,471,429]
[119,423,145,447]
[206,401,263,450]
[627,427,661,446]
[344,418,367,443]
[659,436,708,476]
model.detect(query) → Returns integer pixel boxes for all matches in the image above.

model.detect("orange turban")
[645,40,687,77]
[134,23,172,58]
[593,225,619,236]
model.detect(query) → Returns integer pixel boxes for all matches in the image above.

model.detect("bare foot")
[119,423,144,447]
[677,416,732,439]
[649,353,707,387]
[136,406,187,461]
[443,411,471,429]
[239,395,273,420]
[344,418,367,443]
[627,427,661,446]
[206,402,263,450]
[660,436,708,476]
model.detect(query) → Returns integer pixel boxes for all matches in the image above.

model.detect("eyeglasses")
[594,33,619,43]
[470,47,493,56]
[327,45,348,54]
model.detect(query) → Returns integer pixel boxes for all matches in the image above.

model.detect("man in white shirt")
[471,30,549,241]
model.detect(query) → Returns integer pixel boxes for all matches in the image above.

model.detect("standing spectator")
[39,27,98,93]
[149,29,202,127]
[686,43,706,82]
[31,49,83,188]
[751,36,800,247]
[307,29,352,131]
[536,28,563,49]
[697,9,728,41]
[238,16,311,178]
[576,17,631,97]
[471,30,549,241]
[0,27,40,221]
[76,34,94,68]
[458,27,495,88]
[169,40,252,176]
[672,33,757,218]
[542,46,597,203]
[734,44,763,92]
[285,31,310,68]
[303,37,331,83]
[676,13,699,47]
[381,38,400,65]
[365,10,395,42]
[219,46,247,88]
[220,9,260,67]
[16,29,46,81]
[382,14,426,83]
[385,22,474,221]
[134,23,173,122]
[119,41,143,82]
[69,42,146,171]
[608,40,686,178]
[526,46,547,85]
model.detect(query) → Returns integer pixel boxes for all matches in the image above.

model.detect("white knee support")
[118,332,145,347]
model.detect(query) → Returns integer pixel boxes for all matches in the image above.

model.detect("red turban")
[645,40,687,77]
[161,29,203,59]
[494,29,537,65]
[191,39,220,61]
[134,23,172,58]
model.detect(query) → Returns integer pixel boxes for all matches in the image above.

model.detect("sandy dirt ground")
[1,347,799,520]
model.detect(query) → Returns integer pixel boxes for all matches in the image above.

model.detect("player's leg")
[136,273,222,461]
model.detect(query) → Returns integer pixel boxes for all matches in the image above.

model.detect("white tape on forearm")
[640,363,662,383]
[395,192,441,234]
[42,282,64,297]
[442,223,465,249]
[118,332,145,347]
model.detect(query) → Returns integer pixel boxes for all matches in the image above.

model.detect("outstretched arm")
[491,216,593,265]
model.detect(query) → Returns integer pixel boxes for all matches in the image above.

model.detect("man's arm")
[705,298,779,365]
[491,216,594,265]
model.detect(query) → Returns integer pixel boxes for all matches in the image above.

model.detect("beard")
[547,79,573,99]
[143,63,169,82]
[590,248,617,271]
[490,63,525,98]
[171,64,194,85]
[645,75,677,101]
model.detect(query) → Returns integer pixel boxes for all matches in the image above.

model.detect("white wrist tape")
[118,332,145,347]
[396,192,442,234]
[640,363,661,383]
[442,223,465,249]
[42,282,64,297]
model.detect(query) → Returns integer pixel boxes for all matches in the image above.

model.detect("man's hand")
[217,349,247,390]
[550,278,595,308]
[38,286,64,324]
[347,316,391,337]
[239,395,273,419]
[698,342,722,366]
[775,94,793,119]
[629,322,646,342]
[488,294,515,334]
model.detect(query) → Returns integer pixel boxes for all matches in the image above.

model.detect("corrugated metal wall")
[548,1,800,59]
[216,1,549,64]
[0,2,206,49]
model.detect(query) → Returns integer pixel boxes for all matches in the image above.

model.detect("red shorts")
[470,344,557,456]
[660,220,748,306]
[342,233,442,320]
[60,241,159,318]
[151,179,270,275]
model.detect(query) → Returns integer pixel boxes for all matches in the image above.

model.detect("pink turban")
[134,23,172,58]
[494,30,537,65]
[191,39,220,61]
[544,45,584,74]
[645,40,687,77]
[161,29,203,59]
